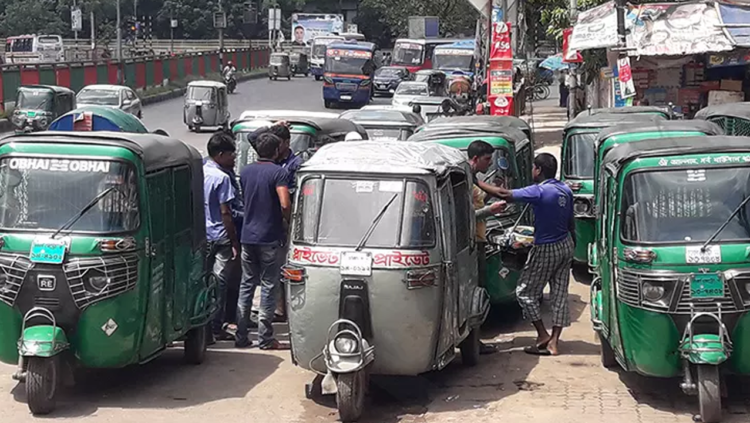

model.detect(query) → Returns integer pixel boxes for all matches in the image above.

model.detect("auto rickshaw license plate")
[29,237,67,264]
[340,252,372,276]
[690,274,724,299]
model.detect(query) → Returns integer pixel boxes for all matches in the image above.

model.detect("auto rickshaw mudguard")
[19,325,69,358]
[682,334,728,366]
[617,303,682,377]
[573,219,595,262]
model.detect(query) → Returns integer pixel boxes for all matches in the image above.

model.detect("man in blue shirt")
[236,133,292,349]
[481,153,575,356]
[203,132,241,342]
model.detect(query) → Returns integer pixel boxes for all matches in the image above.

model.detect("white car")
[77,85,143,118]
[391,81,430,108]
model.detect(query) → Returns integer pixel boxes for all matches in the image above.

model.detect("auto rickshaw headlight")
[88,275,111,294]
[334,334,358,354]
[573,197,592,216]
[642,282,666,303]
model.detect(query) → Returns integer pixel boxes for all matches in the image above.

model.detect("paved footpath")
[1,102,750,422]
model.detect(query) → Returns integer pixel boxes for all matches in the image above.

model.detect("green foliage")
[359,0,479,40]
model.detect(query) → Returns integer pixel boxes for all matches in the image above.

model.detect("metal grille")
[709,117,750,136]
[335,82,358,91]
[0,253,33,306]
[64,253,139,309]
[617,268,743,314]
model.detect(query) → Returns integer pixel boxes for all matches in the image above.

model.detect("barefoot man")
[478,153,575,356]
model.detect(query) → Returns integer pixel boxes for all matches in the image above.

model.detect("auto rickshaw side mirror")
[412,104,422,114]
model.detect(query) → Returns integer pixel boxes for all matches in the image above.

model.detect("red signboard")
[490,22,512,61]
[562,28,583,63]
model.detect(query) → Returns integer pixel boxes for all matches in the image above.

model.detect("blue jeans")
[207,238,234,334]
[236,243,281,347]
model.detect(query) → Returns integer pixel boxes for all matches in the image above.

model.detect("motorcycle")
[224,71,237,94]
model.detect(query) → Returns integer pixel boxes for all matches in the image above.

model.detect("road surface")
[1,78,750,422]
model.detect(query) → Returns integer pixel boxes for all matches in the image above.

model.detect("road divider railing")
[0,47,270,112]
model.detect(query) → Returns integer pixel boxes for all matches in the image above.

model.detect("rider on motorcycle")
[222,61,237,91]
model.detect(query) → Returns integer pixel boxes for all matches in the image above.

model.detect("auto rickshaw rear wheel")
[697,365,721,423]
[26,356,60,415]
[287,75,291,81]
[184,324,208,365]
[336,370,366,423]
[598,333,617,368]
[315,75,321,81]
[460,327,481,367]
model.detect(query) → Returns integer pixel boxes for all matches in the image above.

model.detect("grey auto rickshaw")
[284,141,490,422]
[183,81,230,132]
[269,52,292,81]
[290,52,310,77]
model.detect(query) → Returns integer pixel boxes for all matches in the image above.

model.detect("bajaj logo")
[37,275,56,292]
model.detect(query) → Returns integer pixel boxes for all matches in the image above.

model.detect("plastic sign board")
[214,12,227,29]
[72,8,83,31]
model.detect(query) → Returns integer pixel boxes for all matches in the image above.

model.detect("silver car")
[391,81,430,108]
[76,85,143,118]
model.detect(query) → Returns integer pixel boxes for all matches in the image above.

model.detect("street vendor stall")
[569,1,750,117]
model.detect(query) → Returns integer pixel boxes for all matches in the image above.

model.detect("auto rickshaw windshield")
[290,132,313,155]
[475,148,513,190]
[621,166,750,243]
[295,177,435,248]
[0,157,139,233]
[365,127,412,140]
[78,89,120,106]
[187,86,215,101]
[565,132,597,178]
[271,55,287,65]
[16,88,54,111]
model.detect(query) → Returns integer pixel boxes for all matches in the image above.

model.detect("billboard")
[290,13,345,45]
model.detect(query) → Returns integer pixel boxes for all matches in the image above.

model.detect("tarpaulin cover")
[302,141,468,176]
[718,2,750,47]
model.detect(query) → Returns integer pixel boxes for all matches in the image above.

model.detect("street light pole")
[219,0,225,57]
[116,0,122,61]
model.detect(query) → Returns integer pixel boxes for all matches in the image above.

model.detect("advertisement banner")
[290,13,345,45]
[490,22,512,61]
[562,28,583,63]
[489,60,513,96]
[489,95,514,116]
[570,1,618,51]
[628,3,733,56]
[617,57,636,99]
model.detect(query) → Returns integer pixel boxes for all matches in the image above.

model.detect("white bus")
[4,34,65,64]
[310,35,345,80]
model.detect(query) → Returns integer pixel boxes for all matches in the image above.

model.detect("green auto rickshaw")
[420,115,534,148]
[562,112,667,263]
[577,105,676,120]
[589,135,750,423]
[694,102,750,136]
[11,85,76,133]
[408,119,534,306]
[231,115,369,177]
[0,131,213,415]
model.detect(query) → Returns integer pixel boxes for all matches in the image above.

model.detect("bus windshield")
[433,51,473,71]
[312,37,342,58]
[325,49,373,75]
[393,42,424,66]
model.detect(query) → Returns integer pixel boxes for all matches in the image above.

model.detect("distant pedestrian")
[203,132,241,343]
[478,153,575,356]
[235,133,291,350]
[559,71,569,108]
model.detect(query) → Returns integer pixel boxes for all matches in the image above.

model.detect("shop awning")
[718,2,750,47]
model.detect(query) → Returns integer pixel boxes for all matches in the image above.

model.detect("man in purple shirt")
[480,153,575,356]
[203,132,241,342]
[235,133,291,350]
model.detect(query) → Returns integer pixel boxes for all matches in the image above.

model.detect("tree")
[0,0,67,37]
[359,0,479,41]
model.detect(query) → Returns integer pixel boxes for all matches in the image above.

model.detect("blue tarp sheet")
[719,3,750,47]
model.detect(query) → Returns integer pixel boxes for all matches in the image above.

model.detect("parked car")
[76,84,143,119]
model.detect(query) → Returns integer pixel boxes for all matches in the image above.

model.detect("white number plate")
[685,245,721,264]
[340,252,373,276]
[340,95,352,101]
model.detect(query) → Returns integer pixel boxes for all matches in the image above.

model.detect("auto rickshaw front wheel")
[599,333,617,368]
[184,324,208,365]
[336,371,366,423]
[697,365,722,423]
[460,327,480,367]
[26,356,60,415]
[315,75,322,81]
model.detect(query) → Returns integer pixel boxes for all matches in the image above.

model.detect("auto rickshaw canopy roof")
[48,106,149,133]
[18,85,75,95]
[302,140,468,176]
[408,121,529,147]
[239,110,340,120]
[694,102,750,121]
[231,116,369,140]
[187,80,226,88]
[564,112,666,131]
[0,131,201,173]
[601,135,750,173]
[422,115,531,135]
[575,106,674,119]
[596,120,724,146]
[340,109,423,125]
